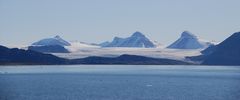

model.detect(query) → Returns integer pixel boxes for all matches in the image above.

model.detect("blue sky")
[0,0,240,46]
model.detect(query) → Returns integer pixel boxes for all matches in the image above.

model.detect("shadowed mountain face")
[71,54,191,65]
[28,45,70,53]
[0,45,67,65]
[167,31,212,49]
[101,32,156,48]
[201,45,217,55]
[185,44,216,62]
[202,32,240,65]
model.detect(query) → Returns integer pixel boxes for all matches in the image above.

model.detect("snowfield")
[53,45,202,61]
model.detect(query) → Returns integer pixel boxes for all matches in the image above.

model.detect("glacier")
[54,46,202,62]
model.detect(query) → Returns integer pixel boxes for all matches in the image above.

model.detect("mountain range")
[29,31,213,53]
[1,31,240,65]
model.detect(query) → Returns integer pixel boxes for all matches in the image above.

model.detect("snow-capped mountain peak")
[181,31,197,38]
[54,35,61,39]
[32,35,71,46]
[101,31,156,48]
[53,35,71,46]
[131,31,145,37]
[167,31,213,49]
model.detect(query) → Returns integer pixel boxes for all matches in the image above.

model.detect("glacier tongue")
[167,31,213,49]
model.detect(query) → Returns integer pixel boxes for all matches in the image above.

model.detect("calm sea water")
[0,65,240,100]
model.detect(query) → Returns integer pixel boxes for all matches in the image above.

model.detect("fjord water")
[0,65,240,100]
